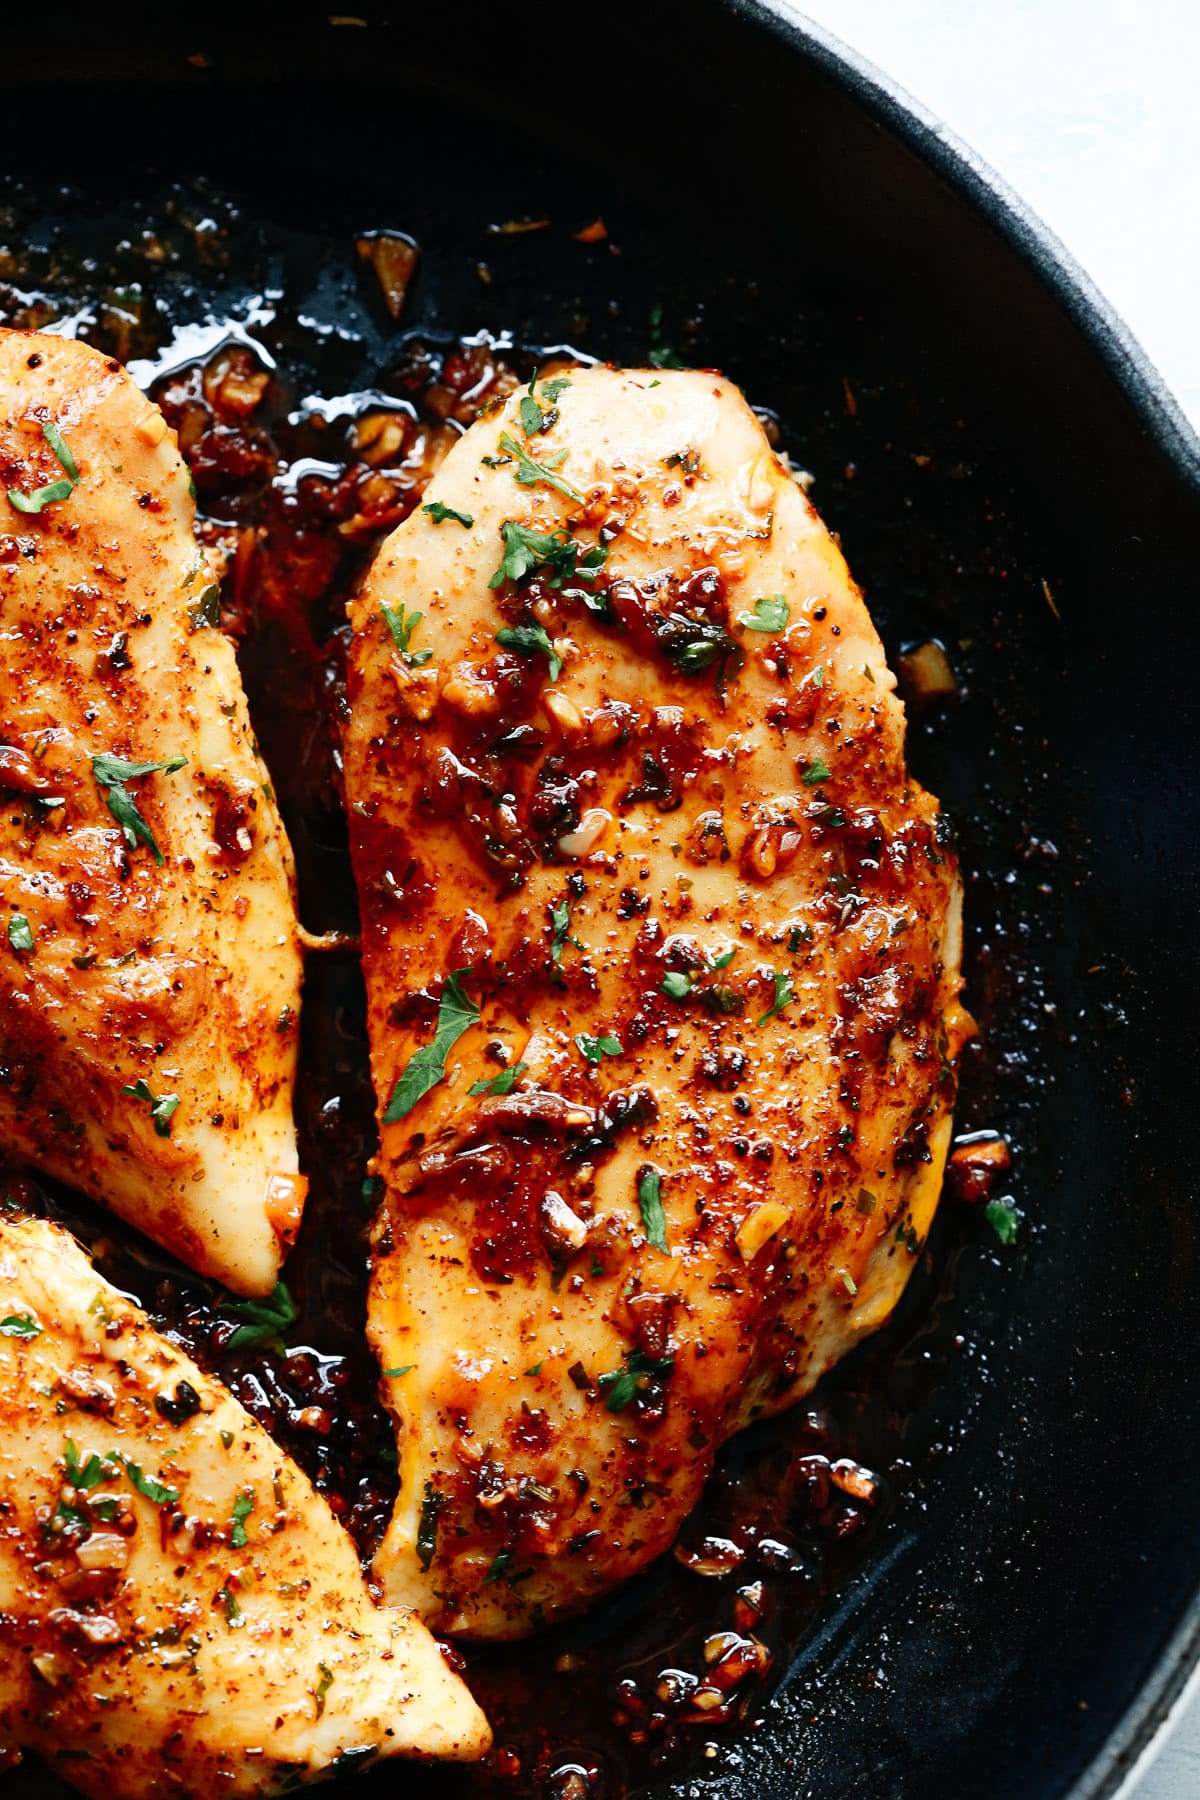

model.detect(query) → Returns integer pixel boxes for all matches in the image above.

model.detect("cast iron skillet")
[2,3,1199,1796]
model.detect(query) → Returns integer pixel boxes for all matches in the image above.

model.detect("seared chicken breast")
[0,1212,490,1794]
[0,330,304,1294]
[344,366,972,1638]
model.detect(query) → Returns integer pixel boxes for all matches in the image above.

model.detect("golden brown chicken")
[0,1211,490,1795]
[344,365,972,1638]
[0,329,304,1294]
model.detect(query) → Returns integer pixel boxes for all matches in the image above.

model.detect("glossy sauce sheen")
[347,368,971,1638]
[0,186,1031,1800]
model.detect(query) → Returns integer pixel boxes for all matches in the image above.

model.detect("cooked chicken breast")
[0,329,304,1294]
[0,1212,490,1794]
[344,366,973,1638]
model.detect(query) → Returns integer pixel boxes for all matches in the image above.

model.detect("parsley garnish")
[416,1481,445,1572]
[469,1060,527,1097]
[636,1166,669,1253]
[0,1312,40,1338]
[496,431,582,503]
[383,969,480,1123]
[542,376,572,403]
[495,622,562,682]
[230,1489,254,1548]
[985,1196,1023,1246]
[574,1033,622,1064]
[217,1585,244,1627]
[8,915,33,953]
[382,1364,414,1378]
[801,758,832,787]
[739,594,790,633]
[788,923,814,951]
[423,500,474,528]
[381,601,433,667]
[117,1455,180,1507]
[315,1662,334,1719]
[7,421,81,514]
[483,1548,516,1585]
[661,946,737,1003]
[757,971,795,1025]
[120,1077,180,1138]
[548,894,582,968]
[63,1439,118,1492]
[597,1349,675,1414]
[519,370,573,437]
[489,519,606,591]
[188,584,221,631]
[91,752,187,865]
[224,1280,298,1354]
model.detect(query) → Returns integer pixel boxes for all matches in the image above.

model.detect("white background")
[793,3,1200,1794]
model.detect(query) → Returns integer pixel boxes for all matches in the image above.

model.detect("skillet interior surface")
[1,5,1199,1797]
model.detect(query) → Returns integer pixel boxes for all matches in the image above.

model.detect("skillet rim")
[719,3,1200,1794]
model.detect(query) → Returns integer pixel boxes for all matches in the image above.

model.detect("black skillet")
[1,3,1199,1796]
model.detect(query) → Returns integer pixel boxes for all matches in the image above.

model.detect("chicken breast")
[0,1211,490,1794]
[0,329,304,1294]
[344,366,973,1638]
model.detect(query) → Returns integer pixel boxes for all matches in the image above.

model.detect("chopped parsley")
[597,1349,675,1414]
[416,1480,445,1572]
[382,969,480,1123]
[380,601,433,667]
[314,1662,334,1719]
[223,1280,298,1355]
[382,1365,414,1378]
[739,594,790,633]
[662,618,741,685]
[801,758,832,787]
[985,1196,1023,1246]
[496,430,582,503]
[483,1548,516,1585]
[661,945,737,1003]
[91,752,187,865]
[788,923,814,951]
[64,1440,119,1491]
[423,499,474,527]
[757,971,795,1025]
[217,1585,244,1628]
[120,1077,180,1138]
[495,622,562,682]
[469,1060,527,1096]
[574,1033,622,1064]
[230,1490,254,1548]
[188,584,221,631]
[0,1312,40,1338]
[636,1166,669,1253]
[7,421,81,514]
[489,518,606,591]
[8,915,33,953]
[548,893,583,968]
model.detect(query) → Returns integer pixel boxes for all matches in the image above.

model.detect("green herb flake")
[801,758,832,787]
[120,1456,180,1508]
[788,923,814,951]
[856,1187,878,1216]
[7,477,75,515]
[120,1077,181,1138]
[483,1547,515,1585]
[188,584,222,631]
[636,1166,670,1253]
[985,1196,1023,1247]
[597,1349,675,1414]
[489,518,606,591]
[90,752,187,866]
[380,601,433,668]
[423,500,474,528]
[548,894,582,968]
[542,376,571,402]
[217,1585,244,1628]
[757,971,796,1026]
[219,1429,234,1451]
[8,915,33,953]
[383,969,480,1124]
[661,970,693,1001]
[382,1364,414,1379]
[739,594,790,633]
[0,1311,41,1338]
[812,664,826,688]
[469,1060,527,1097]
[42,421,79,484]
[223,1280,299,1355]
[495,622,562,682]
[416,1481,445,1572]
[314,1662,334,1719]
[840,1268,858,1297]
[524,1361,543,1377]
[496,430,582,503]
[648,303,683,370]
[229,1489,254,1548]
[574,1033,622,1064]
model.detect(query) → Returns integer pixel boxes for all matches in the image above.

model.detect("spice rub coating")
[0,330,304,1294]
[0,1212,491,1795]
[344,366,973,1638]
